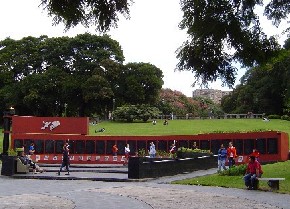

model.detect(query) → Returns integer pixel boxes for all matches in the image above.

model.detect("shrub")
[177,147,212,154]
[156,150,170,158]
[137,148,146,157]
[268,114,281,119]
[219,164,247,176]
[114,105,161,122]
[8,149,17,156]
[281,115,290,121]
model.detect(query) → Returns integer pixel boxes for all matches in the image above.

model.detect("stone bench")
[258,178,285,190]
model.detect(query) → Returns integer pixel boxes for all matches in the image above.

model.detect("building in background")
[192,89,232,104]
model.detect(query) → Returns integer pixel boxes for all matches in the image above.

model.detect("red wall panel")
[12,116,89,135]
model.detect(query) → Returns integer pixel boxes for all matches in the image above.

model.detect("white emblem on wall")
[238,156,244,162]
[41,121,61,131]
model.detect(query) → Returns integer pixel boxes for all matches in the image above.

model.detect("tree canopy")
[40,0,133,32]
[221,38,290,115]
[39,0,289,87]
[0,34,163,117]
[177,0,289,88]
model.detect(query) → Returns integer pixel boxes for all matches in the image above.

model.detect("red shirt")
[246,160,263,175]
[112,145,118,153]
[227,146,237,158]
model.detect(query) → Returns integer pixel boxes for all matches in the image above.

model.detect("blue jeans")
[218,158,226,171]
[228,157,235,167]
[244,173,261,189]
[59,161,69,173]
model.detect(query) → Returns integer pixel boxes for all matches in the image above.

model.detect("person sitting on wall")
[18,151,43,173]
[243,155,263,190]
[250,149,260,162]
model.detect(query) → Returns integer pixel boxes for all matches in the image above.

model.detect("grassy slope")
[89,119,290,138]
[173,160,290,194]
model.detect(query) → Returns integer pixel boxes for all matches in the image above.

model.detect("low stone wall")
[128,155,217,179]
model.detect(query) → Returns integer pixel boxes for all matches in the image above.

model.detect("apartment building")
[192,89,232,104]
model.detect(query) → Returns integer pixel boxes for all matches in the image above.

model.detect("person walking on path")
[149,142,156,158]
[217,144,227,172]
[58,142,70,175]
[227,142,237,168]
[243,155,263,190]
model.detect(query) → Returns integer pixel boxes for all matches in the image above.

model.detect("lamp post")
[112,98,116,120]
[161,99,165,120]
[64,103,68,117]
[2,107,15,155]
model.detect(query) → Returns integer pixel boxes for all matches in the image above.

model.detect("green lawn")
[89,118,290,138]
[172,160,290,194]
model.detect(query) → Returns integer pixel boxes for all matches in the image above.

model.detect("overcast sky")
[0,0,288,97]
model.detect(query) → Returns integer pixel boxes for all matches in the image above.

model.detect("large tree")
[40,0,289,87]
[0,34,125,117]
[0,34,164,117]
[177,0,289,87]
[118,62,164,105]
[221,39,290,115]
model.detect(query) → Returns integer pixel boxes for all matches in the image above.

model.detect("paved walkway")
[0,165,290,209]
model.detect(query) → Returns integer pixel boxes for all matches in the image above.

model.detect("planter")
[1,155,17,176]
[128,156,217,179]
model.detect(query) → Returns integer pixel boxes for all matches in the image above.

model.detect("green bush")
[177,147,212,154]
[114,105,161,122]
[137,148,146,157]
[281,115,290,121]
[156,150,170,157]
[268,114,281,119]
[8,149,17,156]
[219,164,247,176]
